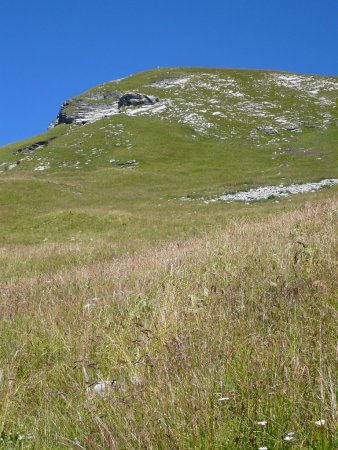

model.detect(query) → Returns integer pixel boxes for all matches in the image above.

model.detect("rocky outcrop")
[257,126,278,135]
[118,93,159,109]
[13,137,56,155]
[49,94,120,128]
[49,92,160,129]
[183,179,338,203]
[48,100,76,128]
[109,159,139,168]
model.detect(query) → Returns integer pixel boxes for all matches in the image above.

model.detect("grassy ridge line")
[0,199,337,448]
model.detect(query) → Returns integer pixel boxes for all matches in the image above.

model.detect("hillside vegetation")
[0,68,337,253]
[0,198,337,448]
[0,68,337,448]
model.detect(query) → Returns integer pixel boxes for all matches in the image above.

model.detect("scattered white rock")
[47,71,338,144]
[149,77,191,89]
[257,126,278,135]
[271,73,338,95]
[34,163,50,171]
[205,179,338,203]
[124,102,167,116]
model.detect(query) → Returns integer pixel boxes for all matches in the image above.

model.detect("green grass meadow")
[0,68,337,448]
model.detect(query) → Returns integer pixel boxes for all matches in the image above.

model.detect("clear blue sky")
[0,0,337,146]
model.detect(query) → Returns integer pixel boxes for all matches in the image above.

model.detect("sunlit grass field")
[0,68,337,448]
[0,198,336,448]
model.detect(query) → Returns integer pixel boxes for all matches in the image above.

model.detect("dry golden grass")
[0,198,337,449]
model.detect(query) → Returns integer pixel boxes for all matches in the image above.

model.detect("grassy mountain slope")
[0,68,337,277]
[0,199,336,449]
[0,68,337,448]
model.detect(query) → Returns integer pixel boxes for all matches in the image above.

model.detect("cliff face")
[48,92,159,128]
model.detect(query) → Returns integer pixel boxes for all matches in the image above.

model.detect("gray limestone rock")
[285,125,299,131]
[257,126,278,135]
[48,100,77,128]
[118,93,159,109]
[13,137,57,155]
[48,92,159,128]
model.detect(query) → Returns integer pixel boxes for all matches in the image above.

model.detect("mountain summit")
[48,67,337,145]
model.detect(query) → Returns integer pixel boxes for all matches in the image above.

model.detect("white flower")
[258,447,268,450]
[284,432,296,442]
[130,375,142,386]
[18,434,34,441]
[257,421,267,426]
[92,380,116,396]
[315,419,325,426]
[84,297,100,310]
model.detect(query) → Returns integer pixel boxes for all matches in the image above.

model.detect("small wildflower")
[284,432,296,442]
[257,421,267,426]
[258,447,268,450]
[311,280,326,289]
[84,297,100,310]
[92,380,116,397]
[18,434,34,441]
[130,375,142,386]
[84,304,94,309]
[315,419,325,426]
